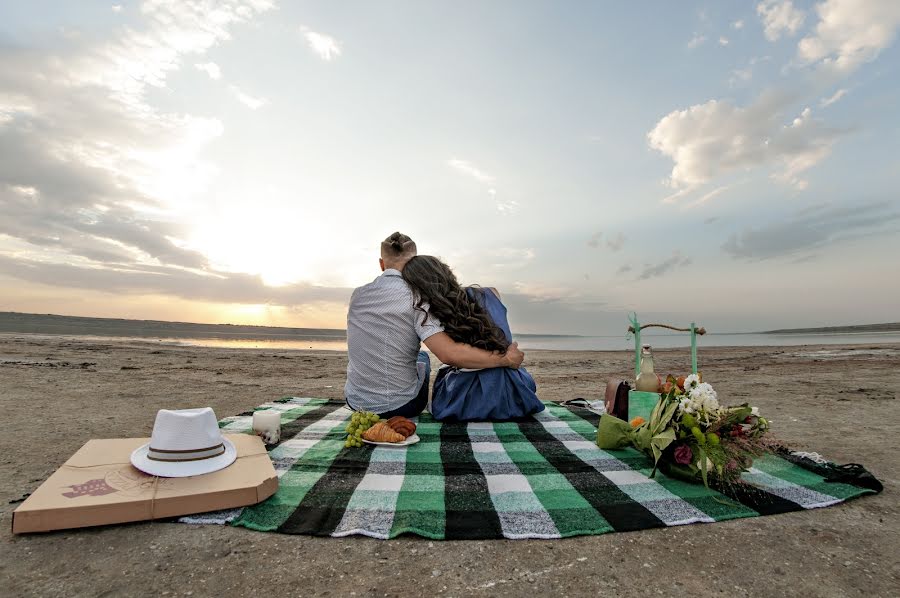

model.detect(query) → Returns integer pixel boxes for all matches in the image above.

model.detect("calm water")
[2,311,899,352]
[21,330,896,352]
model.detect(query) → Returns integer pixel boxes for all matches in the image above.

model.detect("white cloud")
[490,247,535,268]
[229,85,267,109]
[648,94,843,195]
[447,158,494,183]
[798,0,900,72]
[729,67,753,86]
[512,281,578,302]
[69,0,273,106]
[757,0,805,41]
[820,87,849,107]
[300,26,342,61]
[687,33,707,49]
[112,4,123,12]
[496,198,519,215]
[685,185,732,209]
[194,61,222,80]
[733,19,745,29]
[0,0,273,276]
[719,36,730,46]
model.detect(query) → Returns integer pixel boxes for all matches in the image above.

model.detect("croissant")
[386,416,416,438]
[362,421,405,443]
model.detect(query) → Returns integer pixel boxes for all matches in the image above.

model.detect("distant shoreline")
[2,311,899,345]
[760,323,900,334]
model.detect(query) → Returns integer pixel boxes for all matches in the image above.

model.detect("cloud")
[495,198,519,215]
[733,19,745,30]
[798,0,900,72]
[617,264,633,275]
[0,1,273,286]
[488,247,535,268]
[229,85,268,109]
[687,34,707,49]
[606,233,626,251]
[648,92,845,195]
[587,232,625,250]
[723,201,900,260]
[447,158,494,183]
[637,252,692,280]
[0,254,352,306]
[819,88,849,107]
[195,61,222,79]
[685,184,733,209]
[112,4,123,12]
[719,36,730,46]
[300,26,342,61]
[512,281,579,302]
[729,67,753,87]
[757,0,805,41]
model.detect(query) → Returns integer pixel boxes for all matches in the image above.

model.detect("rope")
[627,323,707,335]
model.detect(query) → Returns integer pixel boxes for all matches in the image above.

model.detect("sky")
[0,0,898,335]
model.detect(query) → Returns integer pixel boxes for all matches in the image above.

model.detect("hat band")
[147,442,225,462]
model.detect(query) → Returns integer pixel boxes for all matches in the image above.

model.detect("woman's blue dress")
[430,287,545,422]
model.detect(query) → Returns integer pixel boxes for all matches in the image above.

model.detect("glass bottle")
[635,344,659,392]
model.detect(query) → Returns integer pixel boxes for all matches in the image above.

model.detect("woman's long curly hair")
[402,255,510,354]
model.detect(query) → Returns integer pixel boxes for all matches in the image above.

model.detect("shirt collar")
[382,268,403,277]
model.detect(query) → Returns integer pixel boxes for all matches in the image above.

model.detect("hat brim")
[130,437,237,478]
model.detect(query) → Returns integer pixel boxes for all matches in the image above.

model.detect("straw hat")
[131,407,237,477]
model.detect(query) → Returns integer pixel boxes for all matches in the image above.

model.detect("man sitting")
[344,232,524,417]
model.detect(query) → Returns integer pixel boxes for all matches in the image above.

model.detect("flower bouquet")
[597,374,773,487]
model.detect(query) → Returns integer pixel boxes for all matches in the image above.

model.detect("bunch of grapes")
[345,411,380,448]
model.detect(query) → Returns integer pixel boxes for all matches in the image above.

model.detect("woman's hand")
[502,342,524,369]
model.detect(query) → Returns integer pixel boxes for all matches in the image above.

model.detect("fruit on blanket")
[362,421,405,443]
[345,411,381,448]
[386,416,416,438]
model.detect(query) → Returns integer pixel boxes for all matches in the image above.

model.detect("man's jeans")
[377,351,431,418]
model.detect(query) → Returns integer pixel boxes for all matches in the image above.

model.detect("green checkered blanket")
[180,398,880,539]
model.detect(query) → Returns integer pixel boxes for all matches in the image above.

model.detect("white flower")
[678,397,697,414]
[696,382,716,397]
[683,374,701,389]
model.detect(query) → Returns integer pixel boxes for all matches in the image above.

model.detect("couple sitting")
[344,232,544,422]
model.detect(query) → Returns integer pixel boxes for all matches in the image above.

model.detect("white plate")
[362,433,420,447]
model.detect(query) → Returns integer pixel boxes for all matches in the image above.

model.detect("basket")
[626,313,705,422]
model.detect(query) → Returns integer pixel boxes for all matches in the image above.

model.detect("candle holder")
[252,410,281,445]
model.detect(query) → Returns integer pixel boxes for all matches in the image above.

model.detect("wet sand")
[1,334,898,597]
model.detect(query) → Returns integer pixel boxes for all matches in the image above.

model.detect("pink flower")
[674,444,693,465]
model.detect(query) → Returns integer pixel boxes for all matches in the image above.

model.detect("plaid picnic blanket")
[181,398,880,539]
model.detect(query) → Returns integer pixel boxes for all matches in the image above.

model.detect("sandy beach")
[1,333,897,597]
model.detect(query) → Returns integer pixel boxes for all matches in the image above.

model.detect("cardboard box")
[12,434,276,534]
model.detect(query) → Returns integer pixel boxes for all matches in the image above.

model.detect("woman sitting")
[401,255,544,422]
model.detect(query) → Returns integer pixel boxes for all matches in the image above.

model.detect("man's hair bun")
[381,232,417,260]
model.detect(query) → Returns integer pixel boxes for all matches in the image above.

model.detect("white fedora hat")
[131,407,237,477]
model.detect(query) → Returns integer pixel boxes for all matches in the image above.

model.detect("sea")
[2,312,900,352]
